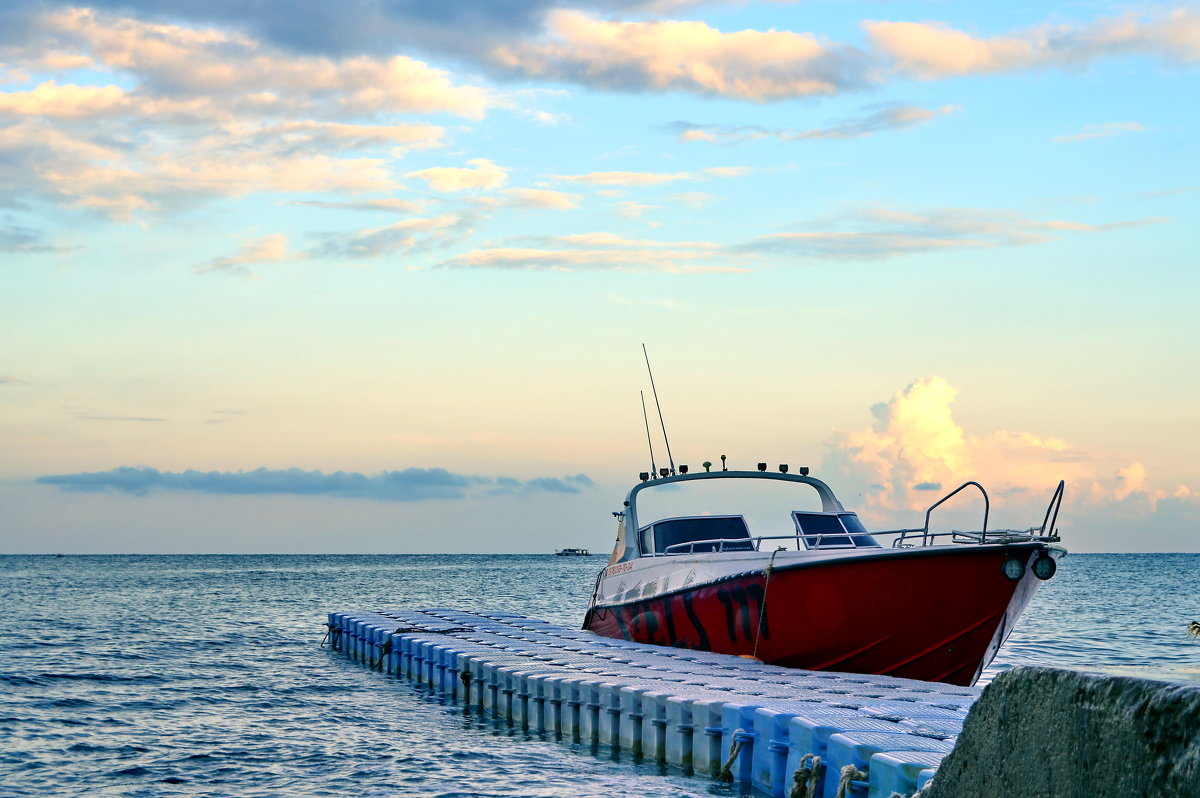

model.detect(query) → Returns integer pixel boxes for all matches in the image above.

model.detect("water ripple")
[0,552,1195,796]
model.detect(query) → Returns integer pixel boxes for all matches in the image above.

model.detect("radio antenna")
[640,391,658,477]
[642,343,676,475]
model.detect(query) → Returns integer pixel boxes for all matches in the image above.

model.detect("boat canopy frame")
[614,470,847,563]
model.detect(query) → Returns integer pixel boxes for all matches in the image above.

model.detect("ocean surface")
[1,553,1197,796]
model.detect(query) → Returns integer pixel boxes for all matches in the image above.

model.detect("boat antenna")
[640,391,658,477]
[642,343,676,475]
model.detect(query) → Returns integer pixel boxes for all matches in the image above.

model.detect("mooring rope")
[834,764,868,798]
[752,547,785,660]
[370,638,393,671]
[716,729,745,783]
[460,669,472,702]
[790,753,822,798]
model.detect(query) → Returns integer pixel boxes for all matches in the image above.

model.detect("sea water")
[1,553,1197,796]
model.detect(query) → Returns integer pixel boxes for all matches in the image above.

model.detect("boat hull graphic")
[583,541,1058,686]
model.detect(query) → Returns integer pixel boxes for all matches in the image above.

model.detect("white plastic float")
[325,609,979,798]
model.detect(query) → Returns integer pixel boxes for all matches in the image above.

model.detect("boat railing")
[886,479,1064,548]
[659,532,874,555]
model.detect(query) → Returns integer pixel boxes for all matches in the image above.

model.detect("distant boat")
[555,548,591,557]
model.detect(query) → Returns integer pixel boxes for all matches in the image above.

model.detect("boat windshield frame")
[621,470,847,559]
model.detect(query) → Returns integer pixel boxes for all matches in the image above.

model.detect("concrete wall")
[926,666,1200,798]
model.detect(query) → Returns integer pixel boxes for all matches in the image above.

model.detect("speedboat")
[582,462,1065,686]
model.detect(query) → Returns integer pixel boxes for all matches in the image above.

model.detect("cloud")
[73,414,167,422]
[289,198,426,214]
[865,8,1200,80]
[742,205,1169,260]
[502,188,582,210]
[491,10,872,100]
[37,465,596,501]
[614,200,658,220]
[308,214,467,260]
[552,166,749,187]
[667,191,714,208]
[406,158,509,192]
[194,234,290,278]
[1054,122,1149,143]
[5,0,672,60]
[673,104,957,145]
[0,222,74,253]
[437,231,744,273]
[823,377,1197,535]
[0,8,488,218]
[0,376,29,385]
[11,9,491,118]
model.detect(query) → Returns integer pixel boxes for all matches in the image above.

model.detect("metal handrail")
[887,479,1066,548]
[658,531,875,555]
[923,481,988,546]
[1040,480,1065,536]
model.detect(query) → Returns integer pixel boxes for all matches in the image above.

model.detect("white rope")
[834,764,868,798]
[752,547,785,659]
[716,729,745,783]
[790,753,822,798]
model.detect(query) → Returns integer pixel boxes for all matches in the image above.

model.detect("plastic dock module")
[325,609,979,798]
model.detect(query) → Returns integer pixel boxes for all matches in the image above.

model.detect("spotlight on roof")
[679,464,689,474]
[659,468,669,478]
[639,472,649,482]
[779,464,788,473]
[757,462,767,472]
[799,466,810,476]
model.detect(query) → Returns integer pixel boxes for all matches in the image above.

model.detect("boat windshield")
[642,516,753,554]
[793,512,880,549]
[633,476,831,551]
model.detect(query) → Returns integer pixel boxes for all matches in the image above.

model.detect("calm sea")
[1,553,1197,796]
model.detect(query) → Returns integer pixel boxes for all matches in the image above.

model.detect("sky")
[1,0,1197,554]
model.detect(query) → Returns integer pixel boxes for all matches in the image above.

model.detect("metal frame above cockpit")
[611,470,848,564]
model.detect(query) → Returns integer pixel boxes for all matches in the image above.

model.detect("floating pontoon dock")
[326,609,979,798]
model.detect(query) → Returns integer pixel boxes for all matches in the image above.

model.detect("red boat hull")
[583,543,1055,686]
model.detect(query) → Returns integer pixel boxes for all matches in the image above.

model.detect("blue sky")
[1,0,1197,553]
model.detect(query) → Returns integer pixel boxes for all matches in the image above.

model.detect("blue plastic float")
[325,609,975,798]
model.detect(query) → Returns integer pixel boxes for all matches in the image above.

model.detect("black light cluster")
[639,459,812,481]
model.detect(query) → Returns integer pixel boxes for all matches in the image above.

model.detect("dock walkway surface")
[327,609,979,798]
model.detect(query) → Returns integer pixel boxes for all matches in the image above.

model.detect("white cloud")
[502,188,582,210]
[824,377,1198,539]
[288,198,426,214]
[309,215,467,260]
[406,159,509,192]
[744,205,1170,260]
[674,104,957,145]
[865,8,1200,80]
[438,232,740,272]
[614,200,658,219]
[0,8,491,218]
[552,166,749,187]
[491,10,871,100]
[194,234,290,278]
[1054,122,1149,142]
[19,8,492,119]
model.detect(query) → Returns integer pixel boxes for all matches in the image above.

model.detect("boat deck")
[326,609,978,797]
